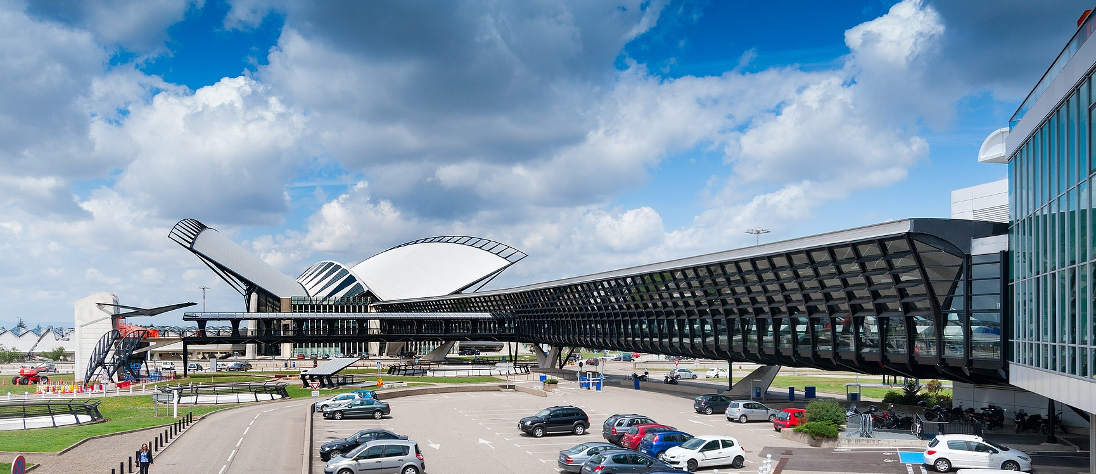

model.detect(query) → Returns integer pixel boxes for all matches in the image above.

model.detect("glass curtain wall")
[1009,70,1096,380]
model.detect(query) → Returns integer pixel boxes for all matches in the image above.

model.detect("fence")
[386,363,530,377]
[0,399,103,430]
[152,381,289,405]
[913,415,983,439]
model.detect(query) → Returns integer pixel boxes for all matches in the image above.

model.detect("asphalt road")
[155,397,313,473]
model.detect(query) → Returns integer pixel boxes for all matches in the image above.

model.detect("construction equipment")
[12,367,49,385]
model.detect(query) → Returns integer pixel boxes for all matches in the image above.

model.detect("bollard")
[128,456,132,473]
[120,461,124,474]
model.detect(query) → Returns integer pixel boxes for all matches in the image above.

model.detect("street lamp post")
[745,227,770,246]
[199,286,209,313]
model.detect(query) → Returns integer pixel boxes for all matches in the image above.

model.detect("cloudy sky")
[0,0,1089,326]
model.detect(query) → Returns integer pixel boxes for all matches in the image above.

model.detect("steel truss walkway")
[183,219,1011,384]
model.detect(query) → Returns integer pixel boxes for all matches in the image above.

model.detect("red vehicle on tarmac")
[773,408,806,432]
[620,424,674,449]
[12,367,48,385]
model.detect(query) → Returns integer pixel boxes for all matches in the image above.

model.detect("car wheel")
[775,425,781,432]
[705,407,714,415]
[739,415,748,424]
[333,411,344,420]
[338,469,354,474]
[731,455,744,468]
[933,458,951,472]
[573,424,585,435]
[402,466,419,474]
[533,426,545,438]
[686,459,699,472]
[327,450,339,460]
[373,410,383,420]
[768,414,776,422]
[1001,460,1020,471]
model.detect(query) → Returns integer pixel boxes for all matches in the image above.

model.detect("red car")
[620,424,673,449]
[773,408,806,432]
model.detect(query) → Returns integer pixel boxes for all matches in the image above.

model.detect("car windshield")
[563,443,589,455]
[983,440,1010,452]
[586,454,605,465]
[776,412,790,420]
[535,409,552,418]
[680,438,707,450]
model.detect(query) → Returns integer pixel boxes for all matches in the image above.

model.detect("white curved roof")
[170,219,305,298]
[351,240,516,300]
[978,127,1009,163]
[297,260,369,299]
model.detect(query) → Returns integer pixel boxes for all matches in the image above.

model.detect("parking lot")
[309,382,978,474]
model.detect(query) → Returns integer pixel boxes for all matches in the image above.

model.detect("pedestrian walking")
[138,443,153,473]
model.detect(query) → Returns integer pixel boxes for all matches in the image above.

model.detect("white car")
[669,368,698,379]
[159,361,175,371]
[315,393,362,411]
[924,434,1030,472]
[659,435,745,472]
[704,368,727,379]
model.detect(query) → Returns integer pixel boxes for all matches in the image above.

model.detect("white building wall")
[951,178,1008,222]
[73,293,118,382]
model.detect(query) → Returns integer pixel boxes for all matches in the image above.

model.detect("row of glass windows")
[1010,69,1096,379]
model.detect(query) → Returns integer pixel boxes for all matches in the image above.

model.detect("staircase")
[83,330,121,385]
[726,365,781,399]
[108,330,149,381]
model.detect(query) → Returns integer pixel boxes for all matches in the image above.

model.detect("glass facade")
[1009,70,1096,380]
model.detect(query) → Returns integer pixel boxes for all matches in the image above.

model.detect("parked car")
[610,353,633,362]
[317,393,363,411]
[659,435,746,472]
[518,406,590,438]
[602,414,656,445]
[583,358,600,367]
[186,362,204,372]
[557,442,618,473]
[296,353,306,359]
[159,361,176,371]
[323,398,391,420]
[668,368,698,379]
[693,394,732,415]
[319,429,407,461]
[458,348,480,356]
[580,449,675,474]
[621,424,674,450]
[923,434,1031,472]
[725,400,779,423]
[225,361,252,372]
[323,439,425,474]
[772,408,806,432]
[703,368,727,379]
[637,430,693,458]
[351,390,379,400]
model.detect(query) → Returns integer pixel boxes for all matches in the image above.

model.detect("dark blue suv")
[637,430,693,458]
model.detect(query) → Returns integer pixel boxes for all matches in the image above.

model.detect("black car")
[519,406,590,438]
[458,348,480,356]
[225,361,252,372]
[602,414,655,445]
[693,394,732,415]
[318,429,407,461]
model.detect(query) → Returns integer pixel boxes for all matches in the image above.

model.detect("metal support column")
[182,341,188,377]
[1046,399,1057,443]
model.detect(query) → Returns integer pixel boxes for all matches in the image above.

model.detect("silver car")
[725,400,778,423]
[324,440,425,474]
[558,442,618,473]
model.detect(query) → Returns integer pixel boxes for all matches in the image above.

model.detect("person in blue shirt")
[138,443,153,473]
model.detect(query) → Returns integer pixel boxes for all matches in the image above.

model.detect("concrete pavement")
[155,397,313,473]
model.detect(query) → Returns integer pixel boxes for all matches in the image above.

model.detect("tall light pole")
[745,227,770,246]
[199,286,210,313]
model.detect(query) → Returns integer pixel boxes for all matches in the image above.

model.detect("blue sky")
[0,0,1089,325]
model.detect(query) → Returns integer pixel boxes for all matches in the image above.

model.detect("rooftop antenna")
[745,227,770,246]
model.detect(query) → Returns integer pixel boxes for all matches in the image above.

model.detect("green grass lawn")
[0,394,233,453]
[285,375,502,398]
[0,462,34,471]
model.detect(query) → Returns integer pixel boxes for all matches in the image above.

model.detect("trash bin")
[579,376,589,390]
[847,392,859,402]
[539,375,547,382]
[633,377,640,390]
[595,379,602,391]
[788,387,795,401]
[804,386,816,399]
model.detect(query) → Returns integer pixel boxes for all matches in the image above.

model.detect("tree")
[901,378,923,404]
[13,318,25,330]
[42,346,66,361]
[924,379,943,396]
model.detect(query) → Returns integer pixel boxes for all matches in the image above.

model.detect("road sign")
[311,390,319,398]
[12,455,25,474]
[309,381,320,389]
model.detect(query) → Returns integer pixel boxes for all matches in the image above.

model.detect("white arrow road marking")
[427,440,440,450]
[478,438,494,449]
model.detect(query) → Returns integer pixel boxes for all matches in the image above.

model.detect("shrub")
[794,421,839,439]
[926,393,952,409]
[882,390,905,405]
[544,378,559,384]
[805,400,844,425]
[924,379,944,396]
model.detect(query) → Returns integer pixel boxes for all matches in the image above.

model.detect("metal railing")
[152,382,289,405]
[912,414,983,439]
[1010,9,1096,129]
[0,400,103,430]
[386,363,530,377]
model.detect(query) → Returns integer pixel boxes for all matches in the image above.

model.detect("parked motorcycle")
[632,371,649,382]
[979,405,1005,430]
[664,374,680,385]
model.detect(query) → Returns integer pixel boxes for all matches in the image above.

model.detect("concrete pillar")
[245,293,258,359]
[74,293,118,383]
[385,342,407,357]
[368,319,381,356]
[424,341,456,362]
[530,344,549,367]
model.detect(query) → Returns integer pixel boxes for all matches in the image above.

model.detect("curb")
[303,404,313,474]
